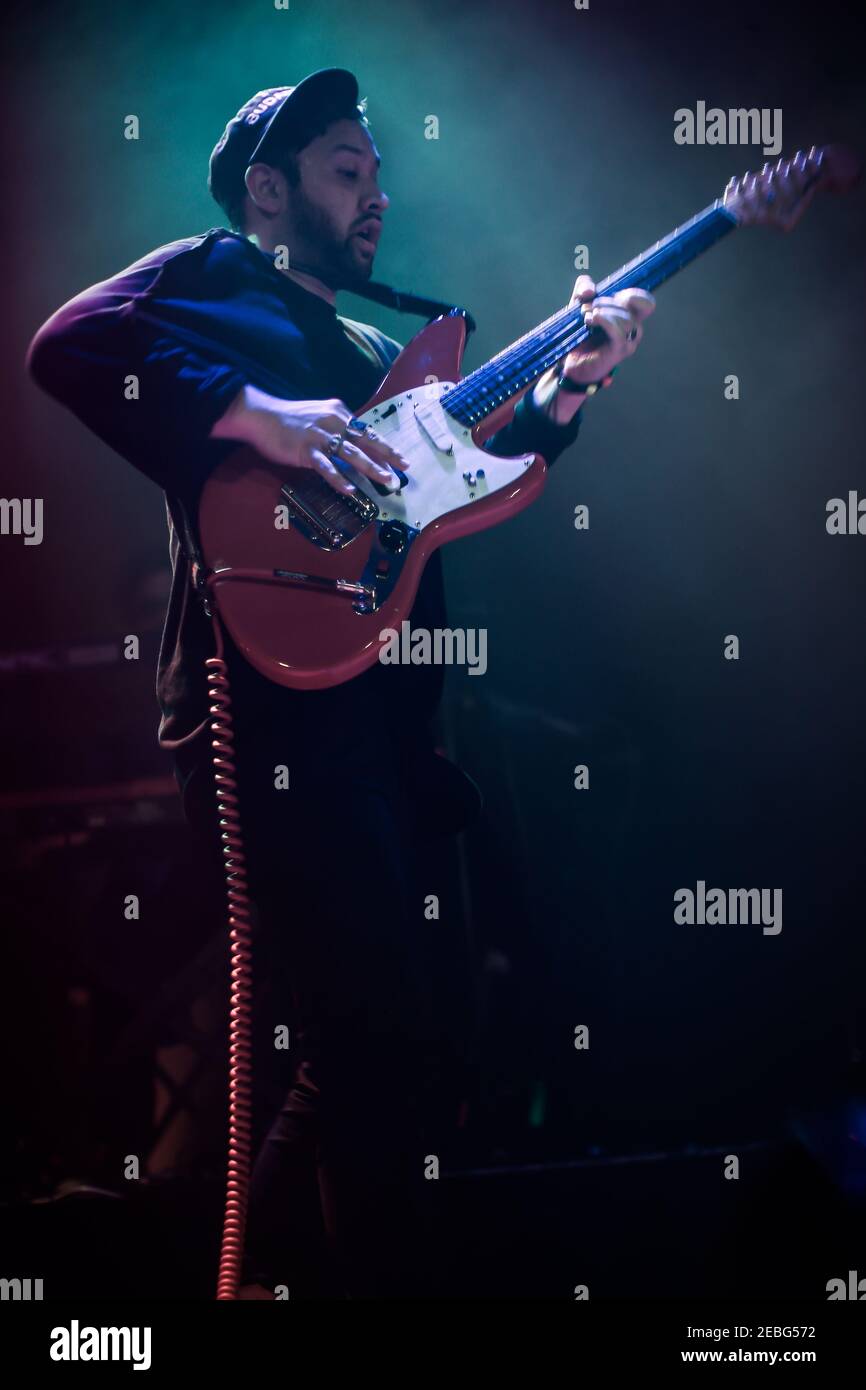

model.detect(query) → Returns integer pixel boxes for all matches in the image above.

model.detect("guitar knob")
[379,520,408,554]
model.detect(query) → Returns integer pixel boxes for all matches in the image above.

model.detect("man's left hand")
[563,274,656,387]
[534,274,656,424]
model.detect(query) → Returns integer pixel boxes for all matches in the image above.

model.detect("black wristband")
[557,366,616,396]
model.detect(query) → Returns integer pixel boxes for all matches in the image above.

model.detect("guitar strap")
[285,261,477,333]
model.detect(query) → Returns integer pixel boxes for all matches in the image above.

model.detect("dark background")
[2,0,865,1297]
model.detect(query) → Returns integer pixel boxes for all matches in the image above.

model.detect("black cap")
[208,68,362,221]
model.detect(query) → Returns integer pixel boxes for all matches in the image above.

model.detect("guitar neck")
[444,198,738,427]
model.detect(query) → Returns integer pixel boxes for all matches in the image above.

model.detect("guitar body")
[198,312,547,690]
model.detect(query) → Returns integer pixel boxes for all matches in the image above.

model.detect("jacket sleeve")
[483,380,583,467]
[25,256,250,494]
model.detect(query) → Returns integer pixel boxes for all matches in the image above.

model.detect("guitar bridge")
[280,476,378,551]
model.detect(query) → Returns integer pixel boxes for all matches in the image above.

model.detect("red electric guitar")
[198,145,859,690]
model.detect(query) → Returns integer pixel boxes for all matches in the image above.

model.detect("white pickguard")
[350,381,535,530]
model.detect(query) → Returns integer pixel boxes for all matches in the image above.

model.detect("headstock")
[722,144,861,231]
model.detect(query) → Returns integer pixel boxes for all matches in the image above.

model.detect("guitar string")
[446,206,732,420]
[444,201,736,423]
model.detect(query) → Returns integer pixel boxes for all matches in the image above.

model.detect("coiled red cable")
[206,616,254,1300]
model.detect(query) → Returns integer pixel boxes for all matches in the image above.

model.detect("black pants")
[176,672,480,1298]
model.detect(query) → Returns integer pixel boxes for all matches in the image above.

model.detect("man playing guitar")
[27,67,654,1297]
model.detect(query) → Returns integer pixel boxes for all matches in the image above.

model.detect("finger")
[351,425,410,471]
[583,303,633,337]
[318,415,410,471]
[586,308,643,355]
[589,296,648,327]
[611,287,656,319]
[569,273,596,307]
[564,347,608,375]
[583,308,644,355]
[337,439,404,490]
[308,448,359,496]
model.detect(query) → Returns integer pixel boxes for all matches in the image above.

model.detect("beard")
[289,187,373,291]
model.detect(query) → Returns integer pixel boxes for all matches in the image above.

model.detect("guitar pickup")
[415,401,455,453]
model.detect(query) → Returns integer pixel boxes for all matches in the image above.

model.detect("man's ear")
[244,161,284,214]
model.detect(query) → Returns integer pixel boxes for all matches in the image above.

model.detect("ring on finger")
[346,415,378,440]
[324,431,347,458]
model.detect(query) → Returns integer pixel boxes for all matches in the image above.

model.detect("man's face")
[279,118,389,288]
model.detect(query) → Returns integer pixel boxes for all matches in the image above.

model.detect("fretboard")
[444,199,738,427]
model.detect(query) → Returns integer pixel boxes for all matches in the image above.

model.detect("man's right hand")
[210,383,409,497]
